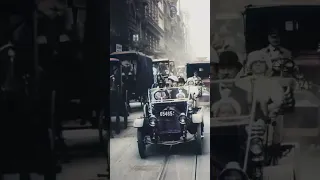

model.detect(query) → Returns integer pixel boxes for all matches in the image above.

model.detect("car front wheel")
[137,128,147,158]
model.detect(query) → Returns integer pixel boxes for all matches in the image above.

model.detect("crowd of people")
[211,28,296,157]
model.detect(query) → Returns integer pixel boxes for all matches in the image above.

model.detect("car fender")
[192,112,203,123]
[133,118,145,128]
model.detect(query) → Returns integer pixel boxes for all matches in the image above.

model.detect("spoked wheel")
[195,123,203,155]
[140,96,144,108]
[98,108,107,150]
[123,108,128,129]
[46,90,58,180]
[115,114,120,134]
[137,128,147,158]
[97,109,109,178]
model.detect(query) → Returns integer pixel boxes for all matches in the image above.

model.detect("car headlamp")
[149,116,157,127]
[178,113,187,124]
[250,138,263,155]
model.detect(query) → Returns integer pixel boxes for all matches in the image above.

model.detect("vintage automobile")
[211,78,298,180]
[152,58,176,79]
[110,51,154,108]
[242,3,320,179]
[186,61,210,106]
[109,58,129,133]
[133,86,204,158]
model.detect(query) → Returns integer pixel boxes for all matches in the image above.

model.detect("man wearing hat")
[211,51,250,114]
[211,51,250,163]
[261,28,292,61]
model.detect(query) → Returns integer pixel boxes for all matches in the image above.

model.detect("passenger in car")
[211,51,249,115]
[261,28,292,62]
[211,98,241,118]
[237,50,283,118]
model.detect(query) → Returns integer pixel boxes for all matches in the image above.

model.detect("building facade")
[162,0,188,63]
[110,0,188,62]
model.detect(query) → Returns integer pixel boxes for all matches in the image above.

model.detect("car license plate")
[160,111,174,117]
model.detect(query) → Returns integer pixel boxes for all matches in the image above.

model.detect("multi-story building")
[110,0,165,56]
[110,0,130,53]
[162,0,188,63]
[142,0,165,56]
[180,11,191,54]
[109,0,188,62]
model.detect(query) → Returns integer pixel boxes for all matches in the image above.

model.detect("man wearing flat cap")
[261,28,292,61]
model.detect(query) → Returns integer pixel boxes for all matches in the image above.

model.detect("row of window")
[145,31,159,51]
[145,0,159,24]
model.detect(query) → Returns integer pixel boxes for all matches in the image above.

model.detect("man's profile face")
[217,66,238,79]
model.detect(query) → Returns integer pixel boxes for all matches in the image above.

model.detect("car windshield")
[150,87,189,102]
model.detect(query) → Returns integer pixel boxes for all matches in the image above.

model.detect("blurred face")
[218,66,238,79]
[251,61,267,75]
[194,72,198,76]
[217,103,236,117]
[172,82,177,87]
[268,34,280,47]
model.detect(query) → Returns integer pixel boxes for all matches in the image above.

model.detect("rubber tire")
[195,123,203,155]
[123,104,128,129]
[98,109,106,147]
[137,128,147,159]
[115,115,120,134]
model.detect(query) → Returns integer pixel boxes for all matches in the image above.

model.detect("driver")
[261,28,292,61]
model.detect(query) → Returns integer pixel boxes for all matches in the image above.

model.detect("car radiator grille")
[152,102,186,134]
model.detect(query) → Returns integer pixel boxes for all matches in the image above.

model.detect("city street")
[3,129,107,180]
[110,103,210,180]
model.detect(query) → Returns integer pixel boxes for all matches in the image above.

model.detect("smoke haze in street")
[181,0,210,58]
